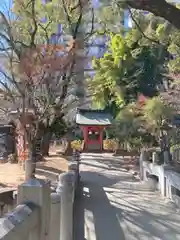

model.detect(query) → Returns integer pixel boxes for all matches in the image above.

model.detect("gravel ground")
[0,152,68,189]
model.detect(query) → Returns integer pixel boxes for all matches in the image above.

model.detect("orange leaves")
[38,44,65,52]
[18,39,78,82]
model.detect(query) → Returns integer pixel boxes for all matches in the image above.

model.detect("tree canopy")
[0,0,95,178]
[89,30,169,114]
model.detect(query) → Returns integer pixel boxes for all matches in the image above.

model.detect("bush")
[71,140,83,151]
[103,139,118,151]
[170,144,180,153]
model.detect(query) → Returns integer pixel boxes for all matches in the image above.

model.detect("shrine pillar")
[80,126,104,152]
[99,127,104,151]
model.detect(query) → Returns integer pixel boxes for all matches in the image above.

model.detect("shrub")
[170,144,180,153]
[71,140,83,151]
[103,139,118,151]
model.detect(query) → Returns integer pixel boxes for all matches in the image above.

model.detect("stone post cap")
[56,172,75,193]
[50,192,61,204]
[20,178,51,187]
[68,162,78,171]
[140,149,149,161]
[58,172,75,184]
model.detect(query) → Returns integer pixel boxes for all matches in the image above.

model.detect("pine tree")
[89,29,169,114]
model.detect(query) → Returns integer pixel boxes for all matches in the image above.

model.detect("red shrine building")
[76,109,112,151]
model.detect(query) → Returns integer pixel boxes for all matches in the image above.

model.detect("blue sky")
[0,0,12,11]
[0,0,13,21]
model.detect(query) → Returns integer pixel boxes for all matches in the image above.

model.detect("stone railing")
[0,151,80,240]
[171,147,180,163]
[139,149,180,207]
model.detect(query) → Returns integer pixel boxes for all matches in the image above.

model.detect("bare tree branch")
[127,7,160,45]
[124,0,180,30]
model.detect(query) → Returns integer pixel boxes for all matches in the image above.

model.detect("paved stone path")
[74,153,180,240]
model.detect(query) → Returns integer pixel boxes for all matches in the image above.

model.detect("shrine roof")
[76,108,112,126]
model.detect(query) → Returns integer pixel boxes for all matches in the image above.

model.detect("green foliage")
[13,0,57,44]
[50,117,67,138]
[90,7,180,150]
[89,34,130,116]
[142,97,174,134]
[154,18,180,73]
[12,0,85,46]
[109,97,174,149]
[109,103,154,149]
[89,31,168,113]
[111,103,141,140]
[170,144,180,153]
[95,4,125,34]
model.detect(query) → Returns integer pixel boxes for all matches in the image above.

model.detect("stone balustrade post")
[172,148,179,162]
[171,149,175,162]
[72,149,80,162]
[68,162,79,189]
[152,152,159,164]
[72,150,80,183]
[50,193,61,240]
[139,149,147,180]
[56,172,75,240]
[163,150,170,165]
[18,178,51,240]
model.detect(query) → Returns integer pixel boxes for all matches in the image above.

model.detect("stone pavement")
[74,153,180,240]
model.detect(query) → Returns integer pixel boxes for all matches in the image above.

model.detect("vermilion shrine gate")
[76,109,112,151]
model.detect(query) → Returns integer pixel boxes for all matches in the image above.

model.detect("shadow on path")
[74,154,180,240]
[87,182,126,240]
[74,168,180,240]
[73,182,85,240]
[74,171,126,240]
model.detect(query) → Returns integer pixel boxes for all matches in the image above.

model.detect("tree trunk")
[41,130,52,156]
[24,124,43,180]
[63,131,74,156]
[25,141,37,180]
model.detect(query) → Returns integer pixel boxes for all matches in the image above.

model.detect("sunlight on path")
[74,153,180,240]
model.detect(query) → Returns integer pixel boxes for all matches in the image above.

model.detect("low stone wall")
[0,151,80,240]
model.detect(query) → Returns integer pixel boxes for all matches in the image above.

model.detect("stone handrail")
[0,202,39,240]
[0,151,80,240]
[172,147,180,163]
[139,149,180,207]
[0,189,17,217]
